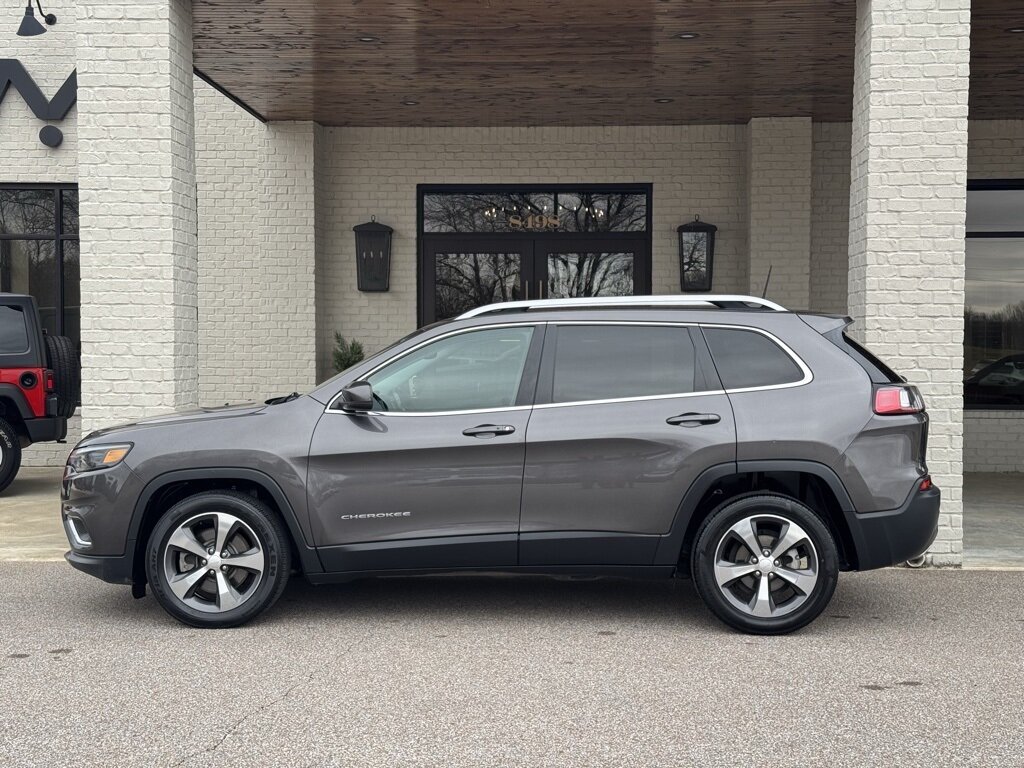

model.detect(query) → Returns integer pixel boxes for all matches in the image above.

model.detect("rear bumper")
[65,550,134,585]
[847,486,941,570]
[25,415,67,443]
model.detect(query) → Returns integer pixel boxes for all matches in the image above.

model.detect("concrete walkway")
[0,467,65,561]
[964,473,1024,568]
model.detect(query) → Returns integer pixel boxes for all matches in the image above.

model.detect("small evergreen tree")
[333,333,365,373]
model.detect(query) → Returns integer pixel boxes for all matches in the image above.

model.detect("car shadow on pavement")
[61,567,903,636]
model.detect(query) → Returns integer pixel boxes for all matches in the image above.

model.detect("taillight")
[873,385,924,415]
[919,476,932,492]
[44,370,55,393]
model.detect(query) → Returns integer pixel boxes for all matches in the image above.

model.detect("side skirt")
[305,565,677,586]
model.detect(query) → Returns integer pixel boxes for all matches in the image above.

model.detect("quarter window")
[703,328,804,389]
[551,325,697,403]
[0,305,29,354]
[366,327,535,412]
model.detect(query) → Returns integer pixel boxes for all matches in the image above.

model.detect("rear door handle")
[666,412,721,427]
[462,424,516,438]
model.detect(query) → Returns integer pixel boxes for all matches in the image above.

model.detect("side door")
[308,323,544,572]
[519,322,736,565]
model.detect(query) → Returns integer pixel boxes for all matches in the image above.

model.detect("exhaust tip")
[905,555,927,569]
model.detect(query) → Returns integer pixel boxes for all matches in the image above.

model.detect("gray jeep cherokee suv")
[62,295,939,634]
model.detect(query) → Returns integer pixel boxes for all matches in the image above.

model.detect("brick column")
[256,122,319,392]
[76,0,197,431]
[847,0,970,565]
[747,117,812,309]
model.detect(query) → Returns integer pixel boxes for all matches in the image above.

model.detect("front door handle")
[462,424,516,438]
[666,413,721,427]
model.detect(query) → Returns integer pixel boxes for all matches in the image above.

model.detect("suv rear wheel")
[0,417,22,493]
[691,493,838,635]
[145,491,291,628]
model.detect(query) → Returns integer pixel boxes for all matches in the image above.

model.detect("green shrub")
[333,333,365,373]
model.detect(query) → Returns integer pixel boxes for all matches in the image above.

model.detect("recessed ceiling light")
[1008,26,1024,33]
[654,98,674,104]
[675,32,700,40]
[358,35,380,42]
[401,99,419,106]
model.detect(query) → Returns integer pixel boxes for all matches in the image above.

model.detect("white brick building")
[2,0,1022,565]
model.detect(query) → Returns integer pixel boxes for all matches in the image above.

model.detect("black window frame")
[0,182,79,341]
[416,183,654,327]
[965,179,1024,411]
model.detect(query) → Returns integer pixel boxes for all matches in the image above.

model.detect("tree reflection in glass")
[435,252,522,319]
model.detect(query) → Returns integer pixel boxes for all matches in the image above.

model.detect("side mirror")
[338,381,374,413]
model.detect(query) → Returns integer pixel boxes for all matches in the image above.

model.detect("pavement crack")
[171,634,364,766]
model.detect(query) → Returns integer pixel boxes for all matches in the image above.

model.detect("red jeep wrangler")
[0,294,79,493]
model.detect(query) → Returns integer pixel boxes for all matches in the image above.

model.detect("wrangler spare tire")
[44,334,80,418]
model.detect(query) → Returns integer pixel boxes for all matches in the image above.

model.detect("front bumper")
[847,485,941,570]
[65,550,134,585]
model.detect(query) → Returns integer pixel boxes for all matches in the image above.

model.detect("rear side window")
[0,305,29,354]
[703,327,804,390]
[552,325,697,403]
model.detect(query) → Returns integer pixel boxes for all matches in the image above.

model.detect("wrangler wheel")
[0,417,22,494]
[146,491,290,628]
[691,494,838,635]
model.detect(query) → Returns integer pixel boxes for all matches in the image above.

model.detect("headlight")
[67,443,133,473]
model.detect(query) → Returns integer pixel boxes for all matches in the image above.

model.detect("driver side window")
[366,326,535,413]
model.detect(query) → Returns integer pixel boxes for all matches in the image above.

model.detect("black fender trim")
[652,459,857,567]
[0,384,33,420]
[129,468,322,575]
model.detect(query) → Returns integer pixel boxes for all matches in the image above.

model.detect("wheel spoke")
[213,512,240,556]
[226,548,264,574]
[168,567,209,602]
[771,521,809,560]
[728,518,764,558]
[714,561,756,587]
[774,566,817,595]
[166,526,208,559]
[749,572,773,617]
[215,571,244,611]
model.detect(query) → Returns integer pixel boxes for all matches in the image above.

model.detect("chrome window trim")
[533,389,728,410]
[324,321,541,416]
[324,318,812,416]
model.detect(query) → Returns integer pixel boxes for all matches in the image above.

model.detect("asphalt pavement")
[1,563,1022,767]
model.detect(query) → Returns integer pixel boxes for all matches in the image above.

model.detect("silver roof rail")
[457,294,788,319]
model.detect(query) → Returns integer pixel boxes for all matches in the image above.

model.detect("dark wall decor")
[678,216,717,292]
[0,60,76,147]
[353,217,393,292]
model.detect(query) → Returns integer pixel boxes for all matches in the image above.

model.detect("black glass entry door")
[418,185,653,325]
[421,234,650,323]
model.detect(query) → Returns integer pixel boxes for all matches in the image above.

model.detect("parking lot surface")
[0,563,1022,767]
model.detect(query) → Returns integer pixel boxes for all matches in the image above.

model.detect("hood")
[83,401,269,441]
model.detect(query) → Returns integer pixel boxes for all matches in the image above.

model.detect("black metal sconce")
[353,217,393,292]
[677,216,717,292]
[17,0,56,36]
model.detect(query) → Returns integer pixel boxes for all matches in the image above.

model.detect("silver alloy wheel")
[162,511,265,614]
[713,513,819,619]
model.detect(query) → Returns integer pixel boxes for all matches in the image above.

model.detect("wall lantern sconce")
[353,216,393,292]
[17,1,56,36]
[677,216,717,292]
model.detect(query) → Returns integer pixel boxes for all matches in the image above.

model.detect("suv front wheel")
[691,494,839,635]
[146,491,291,628]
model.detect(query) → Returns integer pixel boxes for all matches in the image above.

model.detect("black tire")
[691,493,839,635]
[44,334,80,418]
[0,417,22,494]
[146,491,291,628]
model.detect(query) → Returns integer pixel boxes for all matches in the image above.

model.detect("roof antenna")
[761,265,773,299]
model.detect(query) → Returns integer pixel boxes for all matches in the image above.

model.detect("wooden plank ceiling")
[191,0,1024,126]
